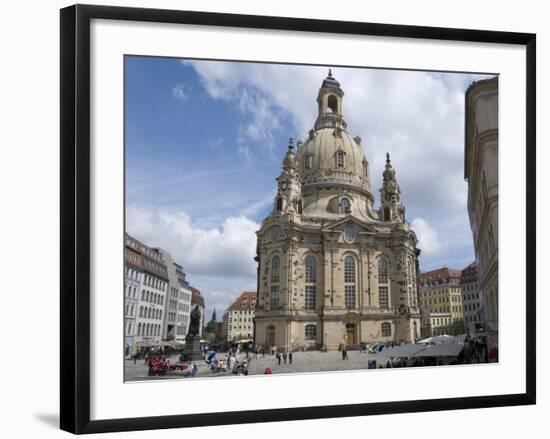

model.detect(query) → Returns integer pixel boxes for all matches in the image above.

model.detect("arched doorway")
[345,323,356,346]
[267,325,276,347]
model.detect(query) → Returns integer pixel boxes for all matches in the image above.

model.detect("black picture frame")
[60,4,536,434]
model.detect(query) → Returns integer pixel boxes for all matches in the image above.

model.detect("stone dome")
[297,127,370,189]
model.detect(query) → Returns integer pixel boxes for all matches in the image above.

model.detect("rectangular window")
[305,155,312,169]
[305,285,316,310]
[305,324,316,340]
[379,286,389,308]
[345,285,355,309]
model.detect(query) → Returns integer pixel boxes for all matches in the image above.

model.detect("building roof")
[321,69,341,89]
[420,266,462,285]
[190,287,205,307]
[229,291,257,310]
[461,261,478,283]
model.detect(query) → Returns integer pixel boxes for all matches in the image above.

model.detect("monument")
[182,305,203,361]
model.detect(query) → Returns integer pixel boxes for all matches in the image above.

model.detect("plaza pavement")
[124,350,383,382]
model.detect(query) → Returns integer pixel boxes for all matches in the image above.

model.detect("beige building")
[419,267,465,337]
[124,233,143,355]
[422,312,453,337]
[465,77,498,359]
[254,71,422,352]
[134,242,169,350]
[461,261,484,330]
[224,291,257,342]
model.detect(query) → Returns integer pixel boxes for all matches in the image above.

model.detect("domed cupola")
[296,70,373,207]
[314,69,347,132]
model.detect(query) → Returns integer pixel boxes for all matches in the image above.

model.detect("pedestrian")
[289,352,293,364]
[264,367,273,374]
[276,352,281,365]
[342,345,348,360]
[229,353,237,372]
[283,352,287,364]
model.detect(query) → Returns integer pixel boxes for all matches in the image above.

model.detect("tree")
[206,310,222,342]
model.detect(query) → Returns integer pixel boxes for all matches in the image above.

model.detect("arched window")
[276,196,283,211]
[336,151,345,168]
[339,197,351,214]
[297,199,303,214]
[270,255,280,283]
[344,255,356,309]
[381,322,391,337]
[378,258,388,284]
[327,95,338,113]
[305,155,313,170]
[384,207,391,221]
[305,324,317,340]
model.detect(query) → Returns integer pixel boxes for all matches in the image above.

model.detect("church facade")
[254,71,422,351]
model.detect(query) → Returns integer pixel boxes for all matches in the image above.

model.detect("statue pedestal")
[182,335,202,361]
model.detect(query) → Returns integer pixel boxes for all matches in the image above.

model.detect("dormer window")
[305,155,313,170]
[336,151,345,168]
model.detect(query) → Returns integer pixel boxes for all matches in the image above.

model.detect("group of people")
[460,337,490,364]
[202,349,251,375]
[145,354,198,377]
[274,351,293,365]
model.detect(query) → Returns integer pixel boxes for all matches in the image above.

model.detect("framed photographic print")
[60,4,536,434]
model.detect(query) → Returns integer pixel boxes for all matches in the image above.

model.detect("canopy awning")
[370,344,426,359]
[412,343,464,358]
[418,334,467,344]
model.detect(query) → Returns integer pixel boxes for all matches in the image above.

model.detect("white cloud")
[184,60,286,160]
[172,83,190,100]
[126,206,258,279]
[126,206,261,318]
[411,217,442,256]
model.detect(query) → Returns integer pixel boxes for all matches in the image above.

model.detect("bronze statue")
[188,305,201,336]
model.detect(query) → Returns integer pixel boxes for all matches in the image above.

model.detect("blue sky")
[125,56,493,319]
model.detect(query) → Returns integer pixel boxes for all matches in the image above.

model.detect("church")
[254,70,422,351]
